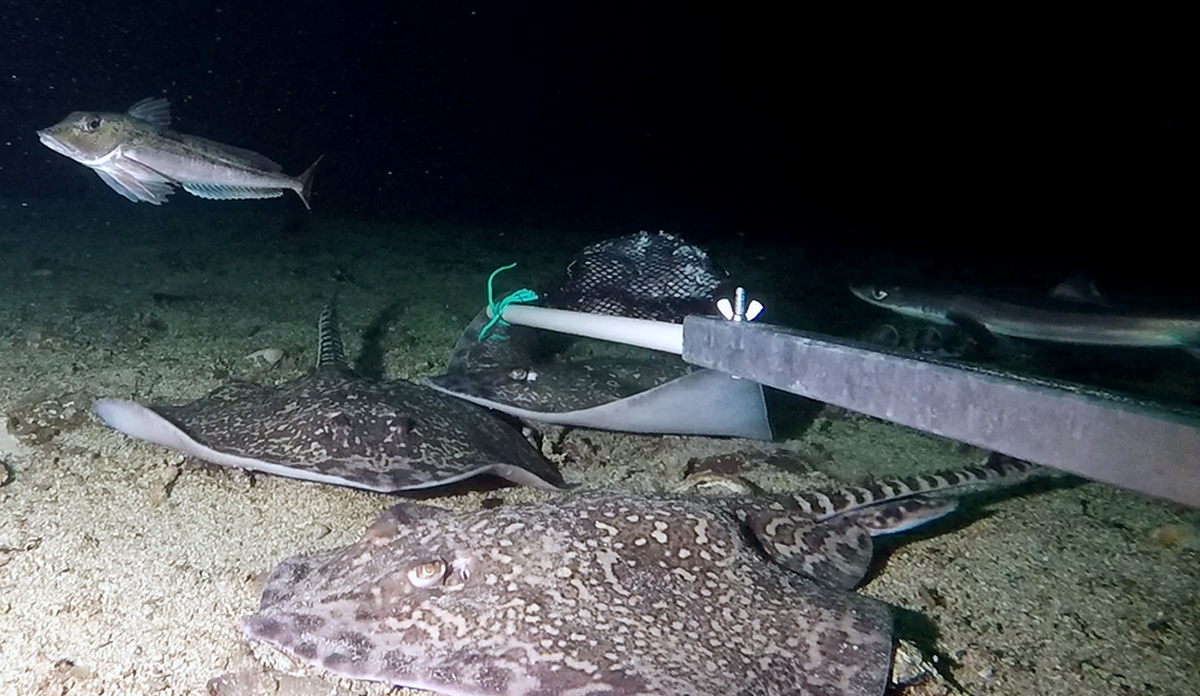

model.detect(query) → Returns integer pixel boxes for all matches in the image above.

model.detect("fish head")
[850,284,913,315]
[37,110,134,164]
[242,501,577,692]
[241,496,754,694]
[849,284,898,306]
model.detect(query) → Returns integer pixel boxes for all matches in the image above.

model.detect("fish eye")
[871,288,889,301]
[81,116,103,132]
[406,560,447,588]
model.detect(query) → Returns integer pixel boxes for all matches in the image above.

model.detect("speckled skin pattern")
[152,369,564,491]
[244,492,894,696]
[113,298,564,492]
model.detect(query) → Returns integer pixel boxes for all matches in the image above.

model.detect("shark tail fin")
[296,155,324,211]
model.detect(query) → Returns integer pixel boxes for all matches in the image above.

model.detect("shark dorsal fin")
[127,98,171,129]
[1049,273,1108,305]
[316,295,348,371]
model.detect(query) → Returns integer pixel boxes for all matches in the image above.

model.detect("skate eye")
[406,560,447,588]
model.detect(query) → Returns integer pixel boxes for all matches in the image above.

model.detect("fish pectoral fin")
[94,161,176,205]
[843,495,959,536]
[944,311,1003,347]
[747,511,875,590]
[93,170,143,203]
[181,183,286,201]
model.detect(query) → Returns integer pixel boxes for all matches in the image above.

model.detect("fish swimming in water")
[37,97,321,209]
[850,282,1200,359]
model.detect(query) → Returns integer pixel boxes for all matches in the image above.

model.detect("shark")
[37,97,321,209]
[849,282,1200,359]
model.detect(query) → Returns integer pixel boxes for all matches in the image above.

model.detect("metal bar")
[682,316,1200,508]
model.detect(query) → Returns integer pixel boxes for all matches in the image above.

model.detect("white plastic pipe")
[489,304,684,355]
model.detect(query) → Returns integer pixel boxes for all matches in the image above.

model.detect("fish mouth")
[37,130,80,158]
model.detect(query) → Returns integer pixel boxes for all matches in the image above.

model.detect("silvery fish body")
[37,97,321,209]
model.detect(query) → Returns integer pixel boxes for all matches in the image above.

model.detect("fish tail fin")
[316,290,348,370]
[296,155,324,211]
[1181,327,1200,361]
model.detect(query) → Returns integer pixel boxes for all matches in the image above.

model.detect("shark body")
[850,283,1200,358]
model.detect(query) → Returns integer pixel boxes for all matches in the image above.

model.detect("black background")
[1,3,1189,294]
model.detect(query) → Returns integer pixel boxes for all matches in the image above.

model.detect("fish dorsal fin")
[316,295,349,371]
[128,98,171,129]
[1049,273,1108,306]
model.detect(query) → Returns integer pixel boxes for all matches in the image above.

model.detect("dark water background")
[0,4,1189,297]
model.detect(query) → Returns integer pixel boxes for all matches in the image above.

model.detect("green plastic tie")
[480,263,539,341]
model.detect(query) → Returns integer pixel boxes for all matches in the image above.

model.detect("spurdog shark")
[849,282,1200,359]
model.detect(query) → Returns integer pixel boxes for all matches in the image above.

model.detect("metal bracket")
[682,316,1200,508]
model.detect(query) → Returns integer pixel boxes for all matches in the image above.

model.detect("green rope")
[480,263,539,341]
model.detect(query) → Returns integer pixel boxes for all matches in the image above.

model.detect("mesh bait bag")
[542,230,729,322]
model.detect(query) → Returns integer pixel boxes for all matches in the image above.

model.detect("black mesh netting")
[542,230,730,322]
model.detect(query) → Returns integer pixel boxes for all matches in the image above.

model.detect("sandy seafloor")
[1,200,1197,696]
